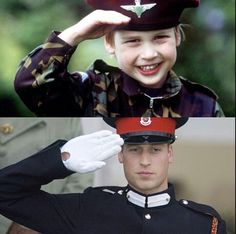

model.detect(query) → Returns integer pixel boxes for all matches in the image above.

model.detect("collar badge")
[120,0,157,18]
[0,124,14,134]
[140,117,152,126]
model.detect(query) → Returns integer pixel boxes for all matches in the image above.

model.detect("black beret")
[103,117,188,144]
[86,0,200,30]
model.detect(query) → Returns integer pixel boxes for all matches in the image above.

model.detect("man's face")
[118,143,173,195]
[105,28,180,88]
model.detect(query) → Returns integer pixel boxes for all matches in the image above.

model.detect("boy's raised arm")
[14,10,129,117]
[58,10,130,46]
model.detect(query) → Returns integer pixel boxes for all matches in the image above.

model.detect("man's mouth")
[137,171,154,177]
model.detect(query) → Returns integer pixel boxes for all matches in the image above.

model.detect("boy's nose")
[140,43,159,60]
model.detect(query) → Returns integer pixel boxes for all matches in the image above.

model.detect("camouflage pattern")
[15,32,224,117]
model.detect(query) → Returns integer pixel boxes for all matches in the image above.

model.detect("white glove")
[61,130,124,173]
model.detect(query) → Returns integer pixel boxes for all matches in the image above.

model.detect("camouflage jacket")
[14,32,224,117]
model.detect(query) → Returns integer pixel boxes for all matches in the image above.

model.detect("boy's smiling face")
[105,28,181,89]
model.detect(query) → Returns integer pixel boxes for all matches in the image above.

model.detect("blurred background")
[81,117,235,234]
[0,0,235,116]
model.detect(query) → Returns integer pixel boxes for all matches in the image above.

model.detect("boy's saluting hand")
[58,10,131,46]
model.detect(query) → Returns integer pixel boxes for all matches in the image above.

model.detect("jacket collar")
[125,184,175,208]
[121,70,182,99]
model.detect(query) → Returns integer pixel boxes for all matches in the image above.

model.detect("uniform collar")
[121,70,182,99]
[125,184,175,208]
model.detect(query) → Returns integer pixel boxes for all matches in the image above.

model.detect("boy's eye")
[154,35,169,41]
[124,39,140,44]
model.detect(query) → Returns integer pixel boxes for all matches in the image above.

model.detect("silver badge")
[120,0,157,18]
[140,117,152,126]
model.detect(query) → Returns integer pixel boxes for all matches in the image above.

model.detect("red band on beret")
[116,118,176,135]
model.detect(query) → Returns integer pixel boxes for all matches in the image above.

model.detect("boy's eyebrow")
[119,29,173,40]
[119,33,141,40]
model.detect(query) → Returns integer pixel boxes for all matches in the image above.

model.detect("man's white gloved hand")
[61,130,124,173]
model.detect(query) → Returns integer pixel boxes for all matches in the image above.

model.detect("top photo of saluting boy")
[14,0,226,117]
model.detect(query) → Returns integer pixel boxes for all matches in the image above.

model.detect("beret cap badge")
[120,0,157,18]
[87,0,200,30]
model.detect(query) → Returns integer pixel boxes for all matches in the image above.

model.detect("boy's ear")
[175,28,181,47]
[104,34,115,54]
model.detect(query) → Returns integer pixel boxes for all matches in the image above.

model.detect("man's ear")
[104,33,115,54]
[118,152,124,163]
[168,145,174,163]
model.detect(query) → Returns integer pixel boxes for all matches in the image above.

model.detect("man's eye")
[130,148,137,151]
[128,147,138,152]
[152,148,161,152]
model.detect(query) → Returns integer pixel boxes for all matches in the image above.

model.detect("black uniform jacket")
[0,140,227,234]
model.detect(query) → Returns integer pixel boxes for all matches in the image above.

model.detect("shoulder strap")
[179,199,225,234]
[87,59,120,74]
[95,186,125,194]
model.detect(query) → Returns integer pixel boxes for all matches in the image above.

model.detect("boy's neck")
[140,85,163,98]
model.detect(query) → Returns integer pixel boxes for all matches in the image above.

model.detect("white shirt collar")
[126,190,171,208]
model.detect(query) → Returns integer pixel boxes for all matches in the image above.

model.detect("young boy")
[0,117,227,233]
[14,0,224,117]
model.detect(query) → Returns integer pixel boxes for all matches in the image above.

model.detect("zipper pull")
[149,98,154,109]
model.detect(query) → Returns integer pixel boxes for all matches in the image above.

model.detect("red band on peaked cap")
[116,118,176,135]
[86,0,200,30]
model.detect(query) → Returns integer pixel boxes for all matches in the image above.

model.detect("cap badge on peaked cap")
[140,117,152,126]
[120,0,157,18]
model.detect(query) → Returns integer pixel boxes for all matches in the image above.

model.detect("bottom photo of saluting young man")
[0,117,235,234]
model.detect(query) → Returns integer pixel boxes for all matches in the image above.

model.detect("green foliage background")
[0,0,235,116]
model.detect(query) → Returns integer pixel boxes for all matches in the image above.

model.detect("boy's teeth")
[140,65,157,71]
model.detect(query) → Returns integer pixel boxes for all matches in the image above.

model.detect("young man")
[14,0,224,117]
[0,118,226,233]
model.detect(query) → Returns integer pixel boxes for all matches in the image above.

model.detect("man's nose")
[140,153,151,166]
